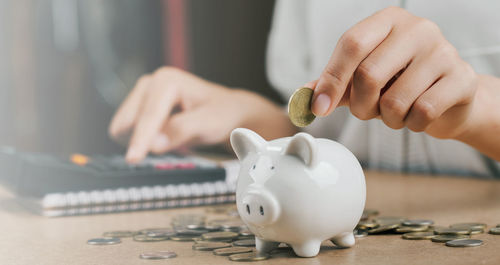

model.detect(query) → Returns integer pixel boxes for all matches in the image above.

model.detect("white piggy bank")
[230,128,366,257]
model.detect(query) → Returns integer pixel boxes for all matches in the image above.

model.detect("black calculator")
[0,147,226,197]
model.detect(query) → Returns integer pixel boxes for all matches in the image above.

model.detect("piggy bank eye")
[270,166,275,170]
[252,165,256,170]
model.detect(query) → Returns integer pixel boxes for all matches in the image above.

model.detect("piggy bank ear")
[285,133,317,167]
[230,128,266,160]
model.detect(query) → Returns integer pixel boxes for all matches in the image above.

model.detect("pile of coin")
[86,206,276,261]
[87,206,500,261]
[355,209,499,248]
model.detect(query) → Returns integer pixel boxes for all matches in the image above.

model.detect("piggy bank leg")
[255,237,279,254]
[331,232,355,248]
[290,240,321,258]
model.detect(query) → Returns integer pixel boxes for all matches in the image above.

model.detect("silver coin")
[239,229,254,237]
[213,247,253,256]
[489,227,500,235]
[204,224,222,231]
[146,230,176,238]
[175,229,209,236]
[139,227,173,235]
[353,229,368,238]
[402,219,434,226]
[139,251,177,260]
[445,239,483,247]
[229,252,270,261]
[146,228,175,235]
[221,220,245,230]
[133,234,168,242]
[87,237,121,245]
[186,224,206,230]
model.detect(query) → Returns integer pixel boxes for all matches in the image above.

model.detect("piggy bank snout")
[241,190,280,226]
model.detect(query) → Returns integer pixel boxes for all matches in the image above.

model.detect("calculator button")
[175,162,196,169]
[70,154,89,166]
[155,163,175,170]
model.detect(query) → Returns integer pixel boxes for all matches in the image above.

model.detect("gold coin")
[431,234,470,243]
[228,252,270,261]
[288,87,316,127]
[428,225,447,232]
[433,227,471,235]
[367,223,399,234]
[232,239,255,247]
[170,235,198,242]
[192,242,231,251]
[450,223,486,230]
[357,220,380,230]
[202,231,239,241]
[469,229,484,235]
[489,227,500,235]
[133,234,168,242]
[395,226,429,233]
[374,216,405,226]
[402,232,435,240]
[450,223,485,234]
[193,238,209,243]
[402,219,434,226]
[213,247,253,256]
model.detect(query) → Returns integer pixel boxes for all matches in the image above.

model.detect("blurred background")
[0,0,281,156]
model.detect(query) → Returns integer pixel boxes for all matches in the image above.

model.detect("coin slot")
[259,206,264,216]
[246,204,250,215]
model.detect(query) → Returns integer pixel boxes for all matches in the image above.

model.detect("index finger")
[311,7,406,116]
[126,74,179,163]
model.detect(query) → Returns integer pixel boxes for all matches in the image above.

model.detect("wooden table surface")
[1,171,500,265]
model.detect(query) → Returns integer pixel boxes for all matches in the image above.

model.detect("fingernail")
[312,93,331,116]
[152,134,169,150]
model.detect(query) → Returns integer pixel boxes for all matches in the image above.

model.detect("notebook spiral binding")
[38,181,236,217]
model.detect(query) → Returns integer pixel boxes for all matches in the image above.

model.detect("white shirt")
[266,0,500,178]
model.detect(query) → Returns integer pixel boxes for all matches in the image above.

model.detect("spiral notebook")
[0,147,240,217]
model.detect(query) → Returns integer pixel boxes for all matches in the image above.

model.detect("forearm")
[456,74,500,161]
